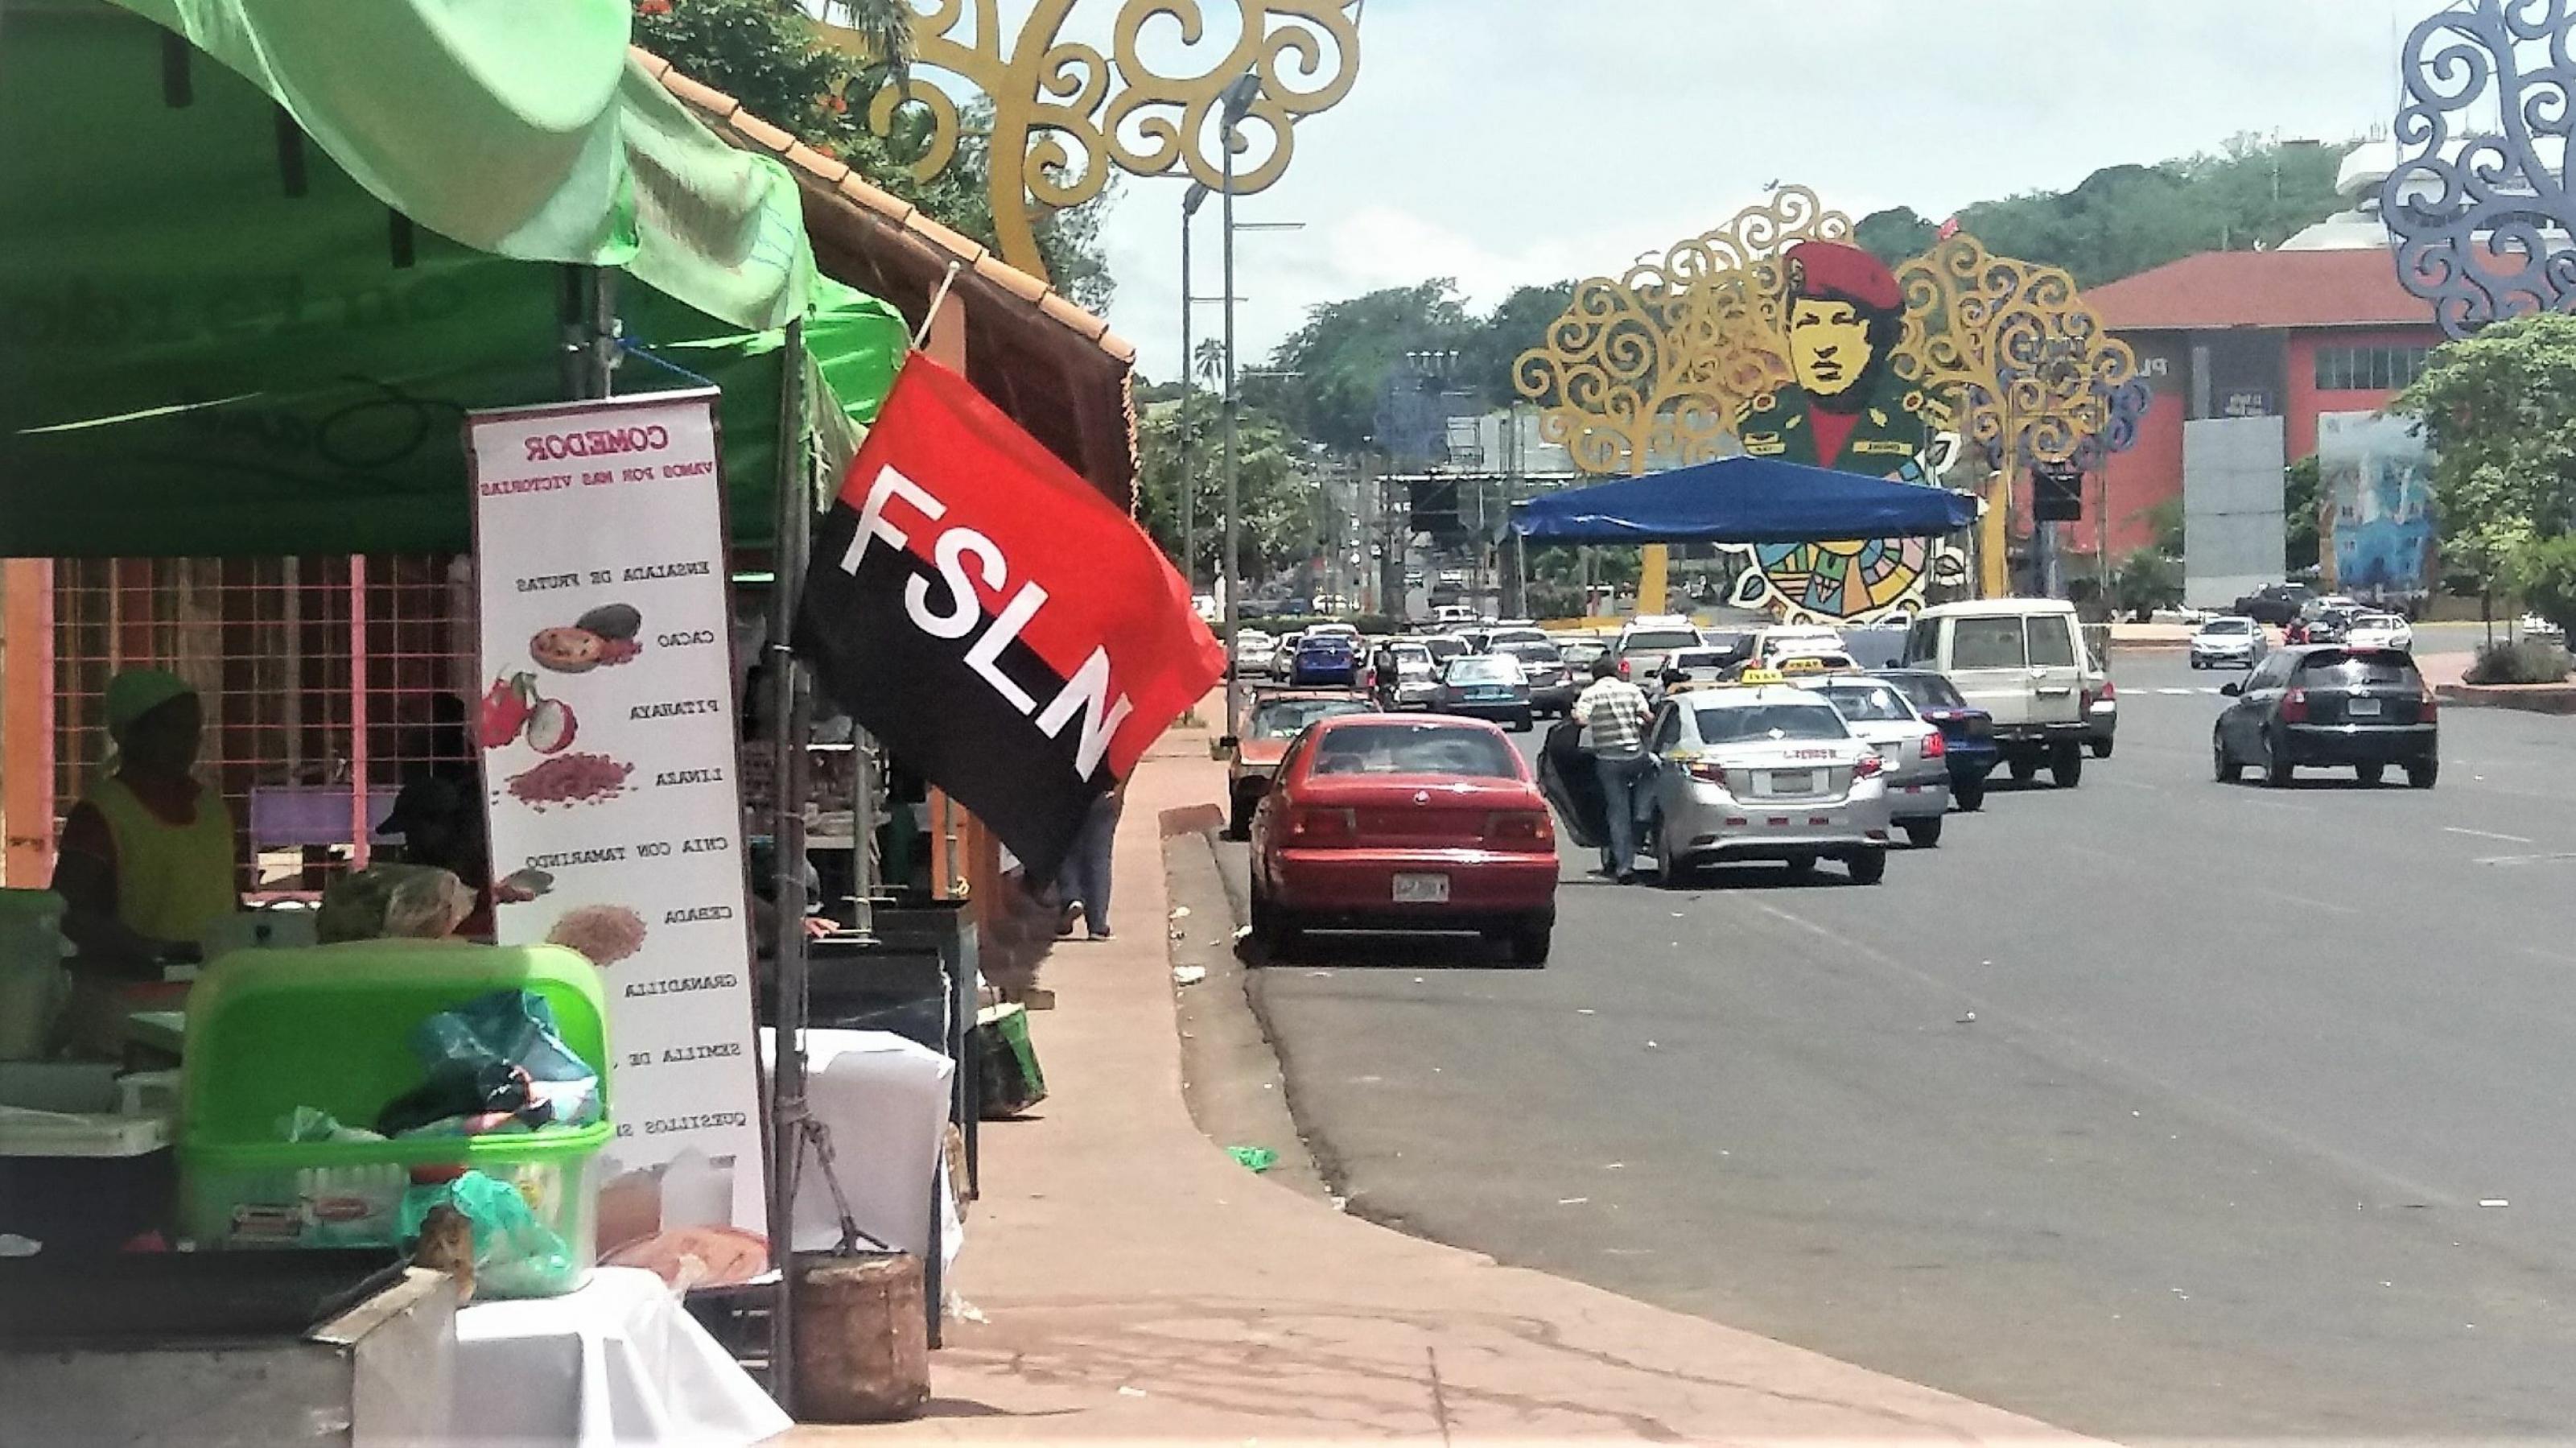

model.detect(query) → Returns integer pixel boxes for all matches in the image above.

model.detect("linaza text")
[839,464,1132,778]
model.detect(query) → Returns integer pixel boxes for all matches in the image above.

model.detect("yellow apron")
[85,776,237,945]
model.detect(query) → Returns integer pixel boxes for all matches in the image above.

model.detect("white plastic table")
[451,1267,790,1447]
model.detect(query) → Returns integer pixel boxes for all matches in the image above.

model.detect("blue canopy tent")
[1511,456,1978,544]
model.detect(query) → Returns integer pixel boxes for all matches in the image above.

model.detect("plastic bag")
[407,989,600,1128]
[399,1169,579,1298]
[277,1106,385,1145]
[315,863,472,943]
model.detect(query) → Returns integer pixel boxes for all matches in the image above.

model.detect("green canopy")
[105,0,815,333]
[0,0,907,557]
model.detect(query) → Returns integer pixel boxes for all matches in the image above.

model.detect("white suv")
[1613,615,1707,682]
[1901,599,2091,788]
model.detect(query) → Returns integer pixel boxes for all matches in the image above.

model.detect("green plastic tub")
[178,942,612,1295]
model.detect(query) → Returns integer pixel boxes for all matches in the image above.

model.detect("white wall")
[2182,416,2288,610]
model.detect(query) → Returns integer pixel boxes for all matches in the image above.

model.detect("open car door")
[1537,717,1607,849]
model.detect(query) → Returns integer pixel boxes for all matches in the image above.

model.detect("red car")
[1247,714,1560,966]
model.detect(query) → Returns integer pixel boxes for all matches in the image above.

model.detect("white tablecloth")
[762,1028,960,1271]
[453,1267,790,1447]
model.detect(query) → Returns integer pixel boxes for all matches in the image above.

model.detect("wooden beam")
[3,560,58,886]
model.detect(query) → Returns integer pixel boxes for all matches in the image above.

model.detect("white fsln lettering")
[963,580,1047,712]
[1035,646,1136,778]
[843,464,944,575]
[908,526,1004,641]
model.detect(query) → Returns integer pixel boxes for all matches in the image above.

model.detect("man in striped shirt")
[1573,656,1654,882]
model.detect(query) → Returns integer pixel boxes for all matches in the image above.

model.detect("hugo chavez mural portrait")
[1731,240,1947,623]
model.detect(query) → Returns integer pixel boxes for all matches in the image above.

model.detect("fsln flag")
[796,357,1223,879]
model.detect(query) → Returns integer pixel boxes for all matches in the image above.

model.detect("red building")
[2086,249,2443,559]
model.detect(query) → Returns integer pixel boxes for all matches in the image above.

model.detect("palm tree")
[818,0,913,78]
[1193,337,1226,390]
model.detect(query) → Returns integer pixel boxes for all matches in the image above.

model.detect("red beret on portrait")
[1786,240,1902,314]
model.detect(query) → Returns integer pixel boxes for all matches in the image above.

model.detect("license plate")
[1393,873,1450,903]
[2349,697,2383,716]
[1769,770,1816,794]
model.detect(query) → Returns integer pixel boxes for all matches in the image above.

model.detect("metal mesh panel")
[48,556,472,892]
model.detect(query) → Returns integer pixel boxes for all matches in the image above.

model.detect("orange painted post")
[2,560,58,886]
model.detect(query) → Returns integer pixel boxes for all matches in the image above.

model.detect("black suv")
[2212,646,2438,789]
[2231,583,2316,626]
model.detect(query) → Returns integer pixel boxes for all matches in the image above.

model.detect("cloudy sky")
[1077,0,2435,381]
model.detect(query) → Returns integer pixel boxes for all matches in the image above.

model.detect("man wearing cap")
[1734,240,1939,620]
[53,670,239,985]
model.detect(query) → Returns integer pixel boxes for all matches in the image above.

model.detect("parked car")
[2213,646,2438,789]
[1248,715,1560,964]
[1432,654,1535,731]
[1497,640,1576,716]
[1289,633,1361,687]
[2520,613,2566,641]
[2232,583,2315,626]
[1630,681,1894,886]
[2344,613,2414,652]
[1805,675,1953,847]
[1614,615,1707,682]
[1873,670,2002,811]
[1221,691,1376,837]
[2188,615,2268,670]
[1900,599,2090,787]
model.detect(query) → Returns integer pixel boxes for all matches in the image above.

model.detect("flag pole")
[765,317,813,1408]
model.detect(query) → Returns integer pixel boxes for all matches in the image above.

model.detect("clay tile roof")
[2087,248,2438,332]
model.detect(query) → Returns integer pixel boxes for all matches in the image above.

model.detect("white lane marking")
[2157,688,2196,696]
[2477,852,2576,867]
[2446,827,2535,845]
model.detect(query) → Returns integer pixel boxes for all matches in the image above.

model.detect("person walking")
[1572,656,1653,883]
[1056,780,1125,940]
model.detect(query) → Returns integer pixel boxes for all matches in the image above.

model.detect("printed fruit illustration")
[525,696,579,755]
[576,603,642,641]
[530,626,607,674]
[479,674,537,749]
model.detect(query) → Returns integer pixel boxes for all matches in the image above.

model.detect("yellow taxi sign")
[1776,657,1827,676]
[1734,666,1787,687]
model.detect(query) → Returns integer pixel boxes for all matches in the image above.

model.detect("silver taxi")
[1638,677,1894,887]
[1802,674,1953,848]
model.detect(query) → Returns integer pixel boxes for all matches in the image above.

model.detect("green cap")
[105,669,196,742]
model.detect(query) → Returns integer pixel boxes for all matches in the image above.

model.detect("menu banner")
[464,388,769,1286]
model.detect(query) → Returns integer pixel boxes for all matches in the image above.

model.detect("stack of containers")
[179,941,612,1297]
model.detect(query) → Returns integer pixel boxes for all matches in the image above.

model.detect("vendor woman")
[53,670,238,994]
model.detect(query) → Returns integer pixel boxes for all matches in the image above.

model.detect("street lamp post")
[1181,184,1210,598]
[1219,70,1259,732]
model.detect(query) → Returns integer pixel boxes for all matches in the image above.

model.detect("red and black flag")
[795,357,1223,879]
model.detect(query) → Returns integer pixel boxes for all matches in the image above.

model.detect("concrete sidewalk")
[818,716,2095,1445]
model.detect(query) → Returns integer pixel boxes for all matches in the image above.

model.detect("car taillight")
[2281,688,2308,723]
[1685,761,1731,788]
[1488,811,1554,844]
[2421,690,2439,720]
[1921,732,1946,759]
[2099,679,2116,699]
[1854,754,1886,779]
[1617,658,1632,679]
[1288,807,1357,844]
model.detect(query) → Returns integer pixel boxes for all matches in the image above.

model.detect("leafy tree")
[2513,534,2576,641]
[2113,547,2184,621]
[2390,311,2576,605]
[1458,280,1576,407]
[1952,136,2348,288]
[1251,280,1478,451]
[2285,453,2321,574]
[633,0,1115,309]
[1135,393,1319,582]
[1854,207,1939,269]
[2144,497,2186,558]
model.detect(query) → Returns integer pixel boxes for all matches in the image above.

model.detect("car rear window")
[1881,672,1965,710]
[1308,724,1521,778]
[1695,703,1851,743]
[1423,637,1467,660]
[1622,629,1700,652]
[1448,656,1524,684]
[1815,684,1913,722]
[2026,617,2077,667]
[1501,641,1562,663]
[1250,699,1373,737]
[1951,617,2027,669]
[2204,619,2251,634]
[2296,651,2420,687]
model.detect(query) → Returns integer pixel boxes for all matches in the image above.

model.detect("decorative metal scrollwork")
[1893,233,2137,472]
[818,1,1362,283]
[2387,0,2576,337]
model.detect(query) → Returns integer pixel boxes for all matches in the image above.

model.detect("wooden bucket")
[792,1251,929,1422]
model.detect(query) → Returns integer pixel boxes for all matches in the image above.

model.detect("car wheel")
[1954,778,1985,812]
[2212,732,2244,784]
[1227,790,1257,841]
[2050,742,2083,788]
[2008,755,2039,784]
[2189,657,2203,670]
[1248,880,1299,959]
[1512,711,1533,733]
[1847,848,1888,885]
[1901,817,1943,849]
[2264,735,2294,788]
[2356,762,2386,787]
[1783,855,1818,882]
[1507,916,1553,967]
[2090,736,2114,760]
[2408,757,2440,790]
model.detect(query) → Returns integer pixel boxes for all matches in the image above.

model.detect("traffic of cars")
[1218,592,2438,967]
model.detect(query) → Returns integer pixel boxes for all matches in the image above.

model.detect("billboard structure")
[2182,416,2288,611]
[2317,410,2438,604]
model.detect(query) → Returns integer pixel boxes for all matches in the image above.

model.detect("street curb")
[2436,681,2576,715]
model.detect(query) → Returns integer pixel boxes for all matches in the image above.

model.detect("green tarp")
[106,0,815,333]
[0,0,907,557]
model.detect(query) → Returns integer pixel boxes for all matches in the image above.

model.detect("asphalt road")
[1222,647,2576,1441]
